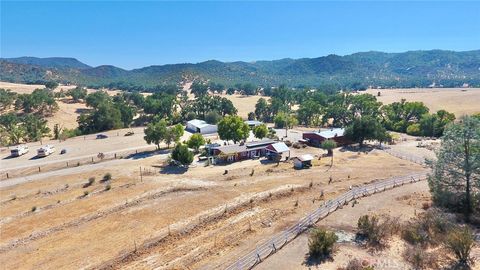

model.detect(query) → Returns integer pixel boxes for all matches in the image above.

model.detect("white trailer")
[37,145,56,157]
[10,145,29,157]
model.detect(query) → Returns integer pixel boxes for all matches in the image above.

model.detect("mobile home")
[37,145,55,157]
[10,145,29,157]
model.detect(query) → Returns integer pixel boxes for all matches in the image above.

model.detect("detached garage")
[186,119,218,134]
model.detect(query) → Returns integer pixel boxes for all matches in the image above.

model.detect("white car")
[37,145,56,157]
[10,145,29,157]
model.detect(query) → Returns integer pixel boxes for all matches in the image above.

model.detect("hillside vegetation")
[1,50,479,91]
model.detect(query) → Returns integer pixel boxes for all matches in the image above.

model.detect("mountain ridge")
[1,49,479,90]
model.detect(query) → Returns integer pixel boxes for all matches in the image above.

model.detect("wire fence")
[224,172,428,270]
[380,146,427,165]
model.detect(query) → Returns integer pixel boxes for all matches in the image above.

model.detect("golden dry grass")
[365,88,480,117]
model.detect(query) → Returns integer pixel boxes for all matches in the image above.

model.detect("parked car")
[10,145,29,157]
[96,134,108,139]
[60,149,67,155]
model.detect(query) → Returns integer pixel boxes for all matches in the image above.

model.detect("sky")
[1,1,479,69]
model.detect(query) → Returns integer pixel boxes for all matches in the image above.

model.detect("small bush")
[444,225,475,266]
[105,184,111,191]
[401,209,453,247]
[31,206,37,212]
[308,227,338,260]
[403,245,438,269]
[83,191,89,197]
[356,215,398,249]
[344,258,375,270]
[103,173,112,182]
[83,177,95,188]
[284,140,292,147]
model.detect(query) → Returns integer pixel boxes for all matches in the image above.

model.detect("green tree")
[345,116,388,147]
[187,133,205,153]
[241,83,257,96]
[419,110,455,137]
[44,81,58,90]
[67,87,87,102]
[321,139,337,165]
[308,227,338,260]
[143,119,168,149]
[253,124,268,140]
[255,98,270,122]
[406,123,422,136]
[428,116,480,222]
[190,81,209,97]
[171,143,194,166]
[205,111,222,124]
[165,123,184,148]
[53,124,61,140]
[247,112,255,121]
[0,89,17,112]
[86,91,110,108]
[226,87,235,95]
[274,112,298,135]
[22,114,50,142]
[297,99,321,127]
[217,115,250,143]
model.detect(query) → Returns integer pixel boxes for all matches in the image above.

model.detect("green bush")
[308,227,338,259]
[357,215,398,249]
[406,123,422,136]
[401,210,453,247]
[103,173,112,182]
[403,245,438,269]
[444,226,475,266]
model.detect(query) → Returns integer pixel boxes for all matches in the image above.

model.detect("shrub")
[403,245,438,269]
[401,209,453,247]
[83,191,89,197]
[344,258,375,270]
[308,227,338,260]
[103,173,112,182]
[444,226,475,266]
[105,184,111,191]
[31,206,37,212]
[406,123,422,136]
[357,215,398,249]
[83,177,95,188]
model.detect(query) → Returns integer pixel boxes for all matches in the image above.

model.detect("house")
[210,139,276,164]
[302,128,349,146]
[244,120,263,128]
[265,142,290,161]
[186,119,218,134]
[293,154,314,169]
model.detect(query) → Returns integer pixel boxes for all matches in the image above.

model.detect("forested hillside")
[1,50,479,91]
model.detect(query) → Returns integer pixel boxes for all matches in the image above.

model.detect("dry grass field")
[0,142,426,269]
[365,87,480,117]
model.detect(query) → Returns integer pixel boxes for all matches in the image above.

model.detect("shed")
[302,128,348,146]
[186,119,218,134]
[266,142,290,160]
[293,154,313,169]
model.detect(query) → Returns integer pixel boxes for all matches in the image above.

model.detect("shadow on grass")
[303,254,334,267]
[160,166,188,175]
[125,149,170,160]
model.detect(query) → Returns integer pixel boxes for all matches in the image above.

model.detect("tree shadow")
[29,155,44,160]
[339,144,377,153]
[125,149,169,160]
[159,166,188,175]
[303,254,334,267]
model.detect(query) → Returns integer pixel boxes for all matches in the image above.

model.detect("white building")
[186,119,218,134]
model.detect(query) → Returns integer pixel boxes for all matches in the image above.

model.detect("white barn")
[186,119,218,134]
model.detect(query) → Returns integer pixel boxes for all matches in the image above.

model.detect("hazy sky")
[1,1,479,69]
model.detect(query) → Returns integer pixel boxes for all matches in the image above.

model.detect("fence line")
[380,146,426,165]
[224,172,428,270]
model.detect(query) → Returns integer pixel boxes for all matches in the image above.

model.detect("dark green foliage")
[345,116,388,147]
[0,88,17,112]
[15,89,58,116]
[171,143,194,166]
[401,209,453,247]
[205,111,222,124]
[67,86,87,102]
[308,227,338,259]
[357,215,398,249]
[143,119,168,149]
[44,81,58,89]
[253,124,268,140]
[103,173,112,181]
[187,133,205,153]
[428,116,480,222]
[217,115,250,143]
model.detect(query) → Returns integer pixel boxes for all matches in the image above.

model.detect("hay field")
[365,88,480,117]
[0,143,426,269]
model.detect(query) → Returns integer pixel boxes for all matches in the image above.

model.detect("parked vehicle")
[10,145,29,157]
[37,145,56,157]
[60,149,67,155]
[96,134,108,139]
[124,131,134,136]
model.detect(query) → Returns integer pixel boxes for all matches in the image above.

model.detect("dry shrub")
[402,209,453,247]
[403,245,439,269]
[341,258,375,270]
[444,225,475,267]
[292,142,301,149]
[356,215,399,250]
[284,140,292,147]
[422,202,431,210]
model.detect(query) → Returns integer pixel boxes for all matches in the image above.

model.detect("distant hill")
[1,57,92,70]
[1,50,479,91]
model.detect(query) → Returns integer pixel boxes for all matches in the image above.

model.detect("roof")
[267,142,290,153]
[245,120,263,126]
[295,154,314,162]
[187,119,211,129]
[245,139,275,148]
[318,128,345,139]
